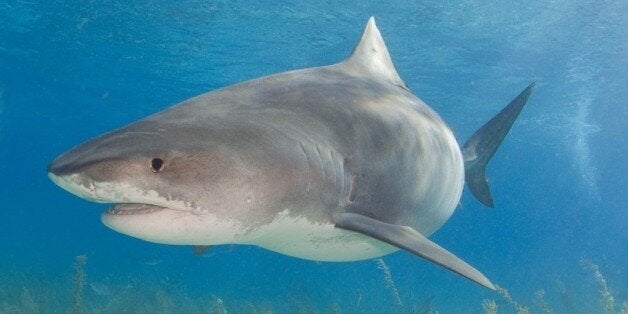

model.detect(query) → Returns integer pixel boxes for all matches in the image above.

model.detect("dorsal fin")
[342,17,405,86]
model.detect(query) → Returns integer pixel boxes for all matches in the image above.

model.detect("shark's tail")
[462,83,535,207]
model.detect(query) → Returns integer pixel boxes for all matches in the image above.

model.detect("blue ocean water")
[0,1,626,313]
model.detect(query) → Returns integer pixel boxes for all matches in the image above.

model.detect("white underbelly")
[248,209,397,261]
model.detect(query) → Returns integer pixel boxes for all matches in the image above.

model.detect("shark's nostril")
[47,162,55,174]
[48,152,79,175]
[47,157,66,175]
[47,152,88,176]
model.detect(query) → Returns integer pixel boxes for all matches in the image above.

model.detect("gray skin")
[49,18,533,290]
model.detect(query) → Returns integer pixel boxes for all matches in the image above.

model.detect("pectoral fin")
[333,212,495,290]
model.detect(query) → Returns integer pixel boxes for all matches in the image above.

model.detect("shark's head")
[47,115,291,245]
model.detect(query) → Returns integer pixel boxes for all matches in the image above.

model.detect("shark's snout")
[48,137,107,177]
[48,126,156,178]
[47,136,129,202]
[48,152,78,176]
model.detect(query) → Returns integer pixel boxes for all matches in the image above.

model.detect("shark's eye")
[151,158,165,173]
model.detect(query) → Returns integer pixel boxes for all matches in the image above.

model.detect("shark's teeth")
[106,204,165,215]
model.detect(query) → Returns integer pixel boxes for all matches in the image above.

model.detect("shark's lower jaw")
[105,203,166,216]
[100,204,249,247]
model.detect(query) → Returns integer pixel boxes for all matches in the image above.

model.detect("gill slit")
[298,141,312,192]
[330,149,344,202]
[329,150,337,188]
[315,144,326,184]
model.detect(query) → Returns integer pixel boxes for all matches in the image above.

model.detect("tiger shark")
[48,17,533,290]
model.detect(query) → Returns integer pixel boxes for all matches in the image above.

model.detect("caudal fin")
[462,83,535,207]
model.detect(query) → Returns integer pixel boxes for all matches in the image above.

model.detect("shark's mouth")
[105,203,167,215]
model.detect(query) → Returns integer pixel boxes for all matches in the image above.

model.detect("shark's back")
[148,61,464,237]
